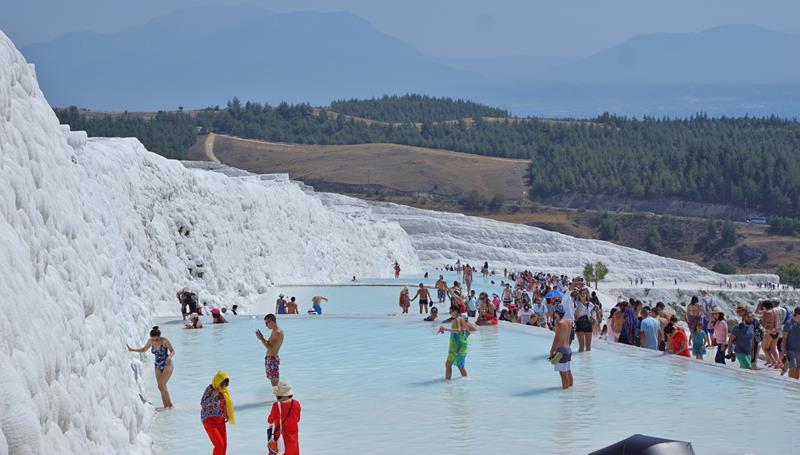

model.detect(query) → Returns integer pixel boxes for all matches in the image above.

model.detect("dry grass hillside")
[182,132,800,275]
[205,134,530,198]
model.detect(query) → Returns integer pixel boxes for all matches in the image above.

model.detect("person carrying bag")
[267,380,301,455]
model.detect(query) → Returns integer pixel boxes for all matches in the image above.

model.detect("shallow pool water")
[148,299,799,455]
[262,270,506,315]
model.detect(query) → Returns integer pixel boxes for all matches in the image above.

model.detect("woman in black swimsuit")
[129,326,175,409]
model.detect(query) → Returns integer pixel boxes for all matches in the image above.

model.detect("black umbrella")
[589,434,695,455]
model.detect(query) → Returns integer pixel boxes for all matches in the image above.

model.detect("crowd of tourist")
[602,291,800,379]
[129,261,798,454]
[422,262,800,381]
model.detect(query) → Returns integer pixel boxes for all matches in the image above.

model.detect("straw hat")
[710,306,724,314]
[272,380,294,397]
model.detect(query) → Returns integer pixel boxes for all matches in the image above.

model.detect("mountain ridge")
[536,24,800,84]
[19,5,800,116]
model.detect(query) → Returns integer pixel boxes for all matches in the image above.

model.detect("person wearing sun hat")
[276,294,288,315]
[201,370,234,455]
[268,380,302,455]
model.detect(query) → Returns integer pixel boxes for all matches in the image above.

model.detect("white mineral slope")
[0,31,418,455]
[320,195,777,285]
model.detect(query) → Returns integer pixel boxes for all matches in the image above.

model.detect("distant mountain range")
[536,24,800,85]
[20,5,800,117]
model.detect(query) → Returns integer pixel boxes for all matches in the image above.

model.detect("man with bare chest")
[256,314,285,386]
[550,305,574,389]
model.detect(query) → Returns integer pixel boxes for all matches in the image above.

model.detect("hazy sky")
[3,0,798,57]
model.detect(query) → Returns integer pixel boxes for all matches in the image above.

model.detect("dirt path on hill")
[204,133,220,163]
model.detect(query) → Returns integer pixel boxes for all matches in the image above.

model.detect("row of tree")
[55,107,196,159]
[329,94,509,123]
[768,216,800,236]
[57,97,800,216]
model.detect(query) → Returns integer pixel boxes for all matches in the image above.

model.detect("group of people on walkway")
[606,290,800,379]
[424,265,800,388]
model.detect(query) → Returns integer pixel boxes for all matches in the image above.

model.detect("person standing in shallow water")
[439,305,468,380]
[781,307,800,379]
[201,370,235,455]
[729,312,755,369]
[463,263,474,294]
[435,275,447,303]
[550,306,573,390]
[399,287,411,314]
[308,295,328,315]
[287,297,299,315]
[268,380,301,455]
[276,294,288,315]
[410,282,431,314]
[256,314,285,387]
[128,326,175,409]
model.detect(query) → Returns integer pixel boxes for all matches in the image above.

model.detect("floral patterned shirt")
[200,385,226,421]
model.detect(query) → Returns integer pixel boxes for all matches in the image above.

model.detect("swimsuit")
[554,346,572,372]
[265,355,280,380]
[447,320,468,368]
[277,302,287,314]
[419,291,429,306]
[575,303,592,332]
[312,304,322,315]
[691,331,707,356]
[152,344,169,372]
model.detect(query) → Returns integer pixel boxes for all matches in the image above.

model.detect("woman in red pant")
[268,380,301,455]
[201,370,235,455]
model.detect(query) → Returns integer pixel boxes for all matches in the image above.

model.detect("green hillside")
[56,97,800,216]
[329,94,509,123]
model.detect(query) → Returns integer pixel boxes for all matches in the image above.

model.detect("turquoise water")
[266,270,502,315]
[149,286,799,455]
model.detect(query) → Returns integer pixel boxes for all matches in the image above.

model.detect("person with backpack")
[268,380,301,455]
